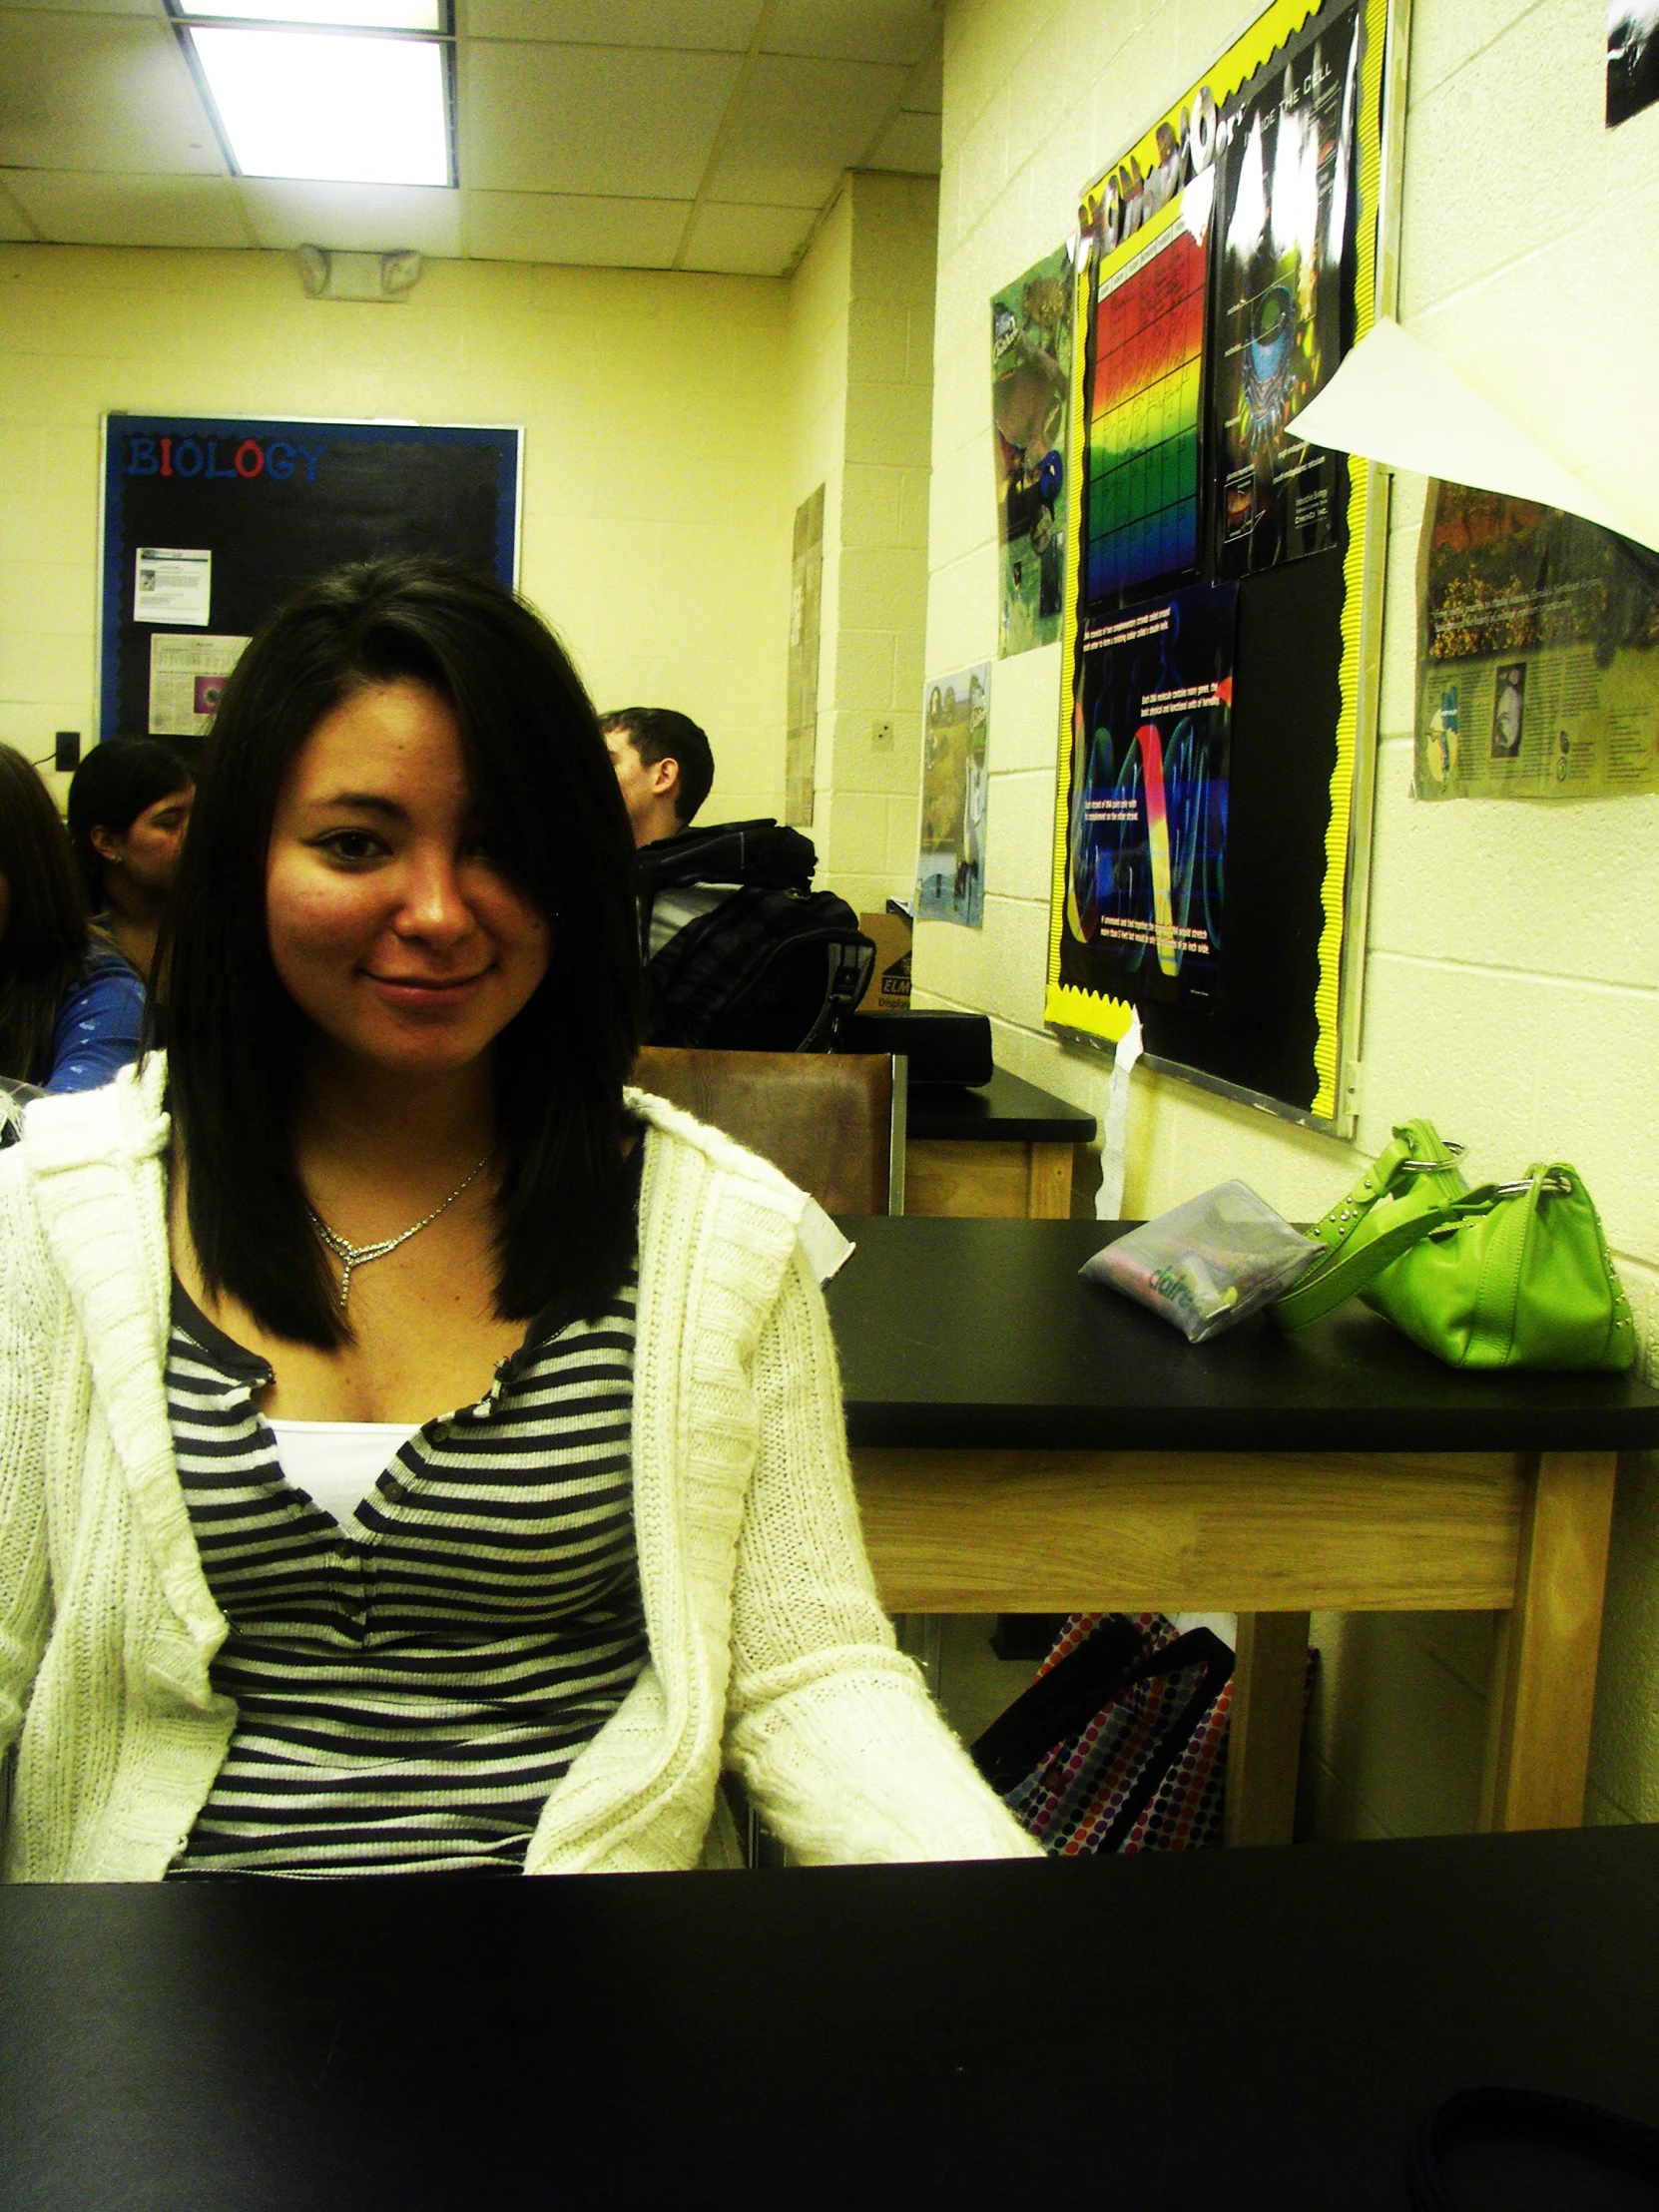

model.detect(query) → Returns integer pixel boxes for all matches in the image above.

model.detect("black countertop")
[4,1826,1658,2209]
[907,1066,1096,1143]
[826,1215,1659,1454]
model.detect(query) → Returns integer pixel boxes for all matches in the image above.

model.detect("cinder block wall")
[923,0,1659,1835]
[0,246,792,826]
[786,171,939,910]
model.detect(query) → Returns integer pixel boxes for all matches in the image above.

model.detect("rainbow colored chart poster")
[1086,201,1208,605]
[1059,583,1238,1010]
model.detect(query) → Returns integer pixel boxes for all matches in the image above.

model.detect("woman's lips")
[363,968,491,1009]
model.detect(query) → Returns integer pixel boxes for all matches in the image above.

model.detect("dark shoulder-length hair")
[0,746,92,1084]
[167,556,642,1350]
[66,738,194,910]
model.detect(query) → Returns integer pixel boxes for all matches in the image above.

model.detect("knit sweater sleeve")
[722,1243,1042,1865]
[0,1166,54,1769]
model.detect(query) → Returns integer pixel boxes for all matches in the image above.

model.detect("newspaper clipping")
[148,633,250,738]
[1415,481,1659,801]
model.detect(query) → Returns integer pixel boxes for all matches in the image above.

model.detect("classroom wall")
[785,171,938,913]
[0,244,794,824]
[925,0,1659,1835]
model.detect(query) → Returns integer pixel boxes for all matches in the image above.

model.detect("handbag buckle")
[1395,1143,1465,1177]
[1490,1172,1575,1199]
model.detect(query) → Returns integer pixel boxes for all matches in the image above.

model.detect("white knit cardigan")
[0,1055,1039,1880]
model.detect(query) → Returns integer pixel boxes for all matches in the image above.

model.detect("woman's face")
[265,680,551,1080]
[95,787,194,894]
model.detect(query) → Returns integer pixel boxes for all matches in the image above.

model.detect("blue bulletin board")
[99,414,521,746]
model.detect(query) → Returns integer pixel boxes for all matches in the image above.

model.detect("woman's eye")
[317,830,385,863]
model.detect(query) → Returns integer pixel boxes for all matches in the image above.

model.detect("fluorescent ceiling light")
[179,0,440,27]
[188,26,450,185]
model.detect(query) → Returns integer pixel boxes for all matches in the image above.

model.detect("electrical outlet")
[869,719,894,751]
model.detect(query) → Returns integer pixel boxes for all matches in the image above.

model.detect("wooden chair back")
[633,1048,904,1216]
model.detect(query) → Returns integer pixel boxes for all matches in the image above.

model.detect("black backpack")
[637,820,874,1052]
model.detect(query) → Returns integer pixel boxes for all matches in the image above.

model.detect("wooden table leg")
[1480,1449,1618,1833]
[1226,1610,1310,1847]
[1026,1142,1074,1219]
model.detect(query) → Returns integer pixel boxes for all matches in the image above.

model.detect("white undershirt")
[262,1215,852,1528]
[267,1418,421,1527]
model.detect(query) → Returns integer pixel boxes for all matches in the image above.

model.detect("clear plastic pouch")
[1082,1181,1320,1344]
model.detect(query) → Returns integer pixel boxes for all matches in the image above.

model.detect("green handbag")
[1271,1118,1636,1372]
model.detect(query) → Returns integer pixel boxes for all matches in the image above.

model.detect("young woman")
[0,745,145,1096]
[66,738,195,987]
[0,558,1037,1880]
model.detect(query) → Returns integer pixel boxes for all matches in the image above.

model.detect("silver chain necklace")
[308,1155,489,1310]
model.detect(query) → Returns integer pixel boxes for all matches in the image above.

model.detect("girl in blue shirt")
[0,746,144,1095]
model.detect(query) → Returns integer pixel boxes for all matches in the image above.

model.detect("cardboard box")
[856,910,911,1014]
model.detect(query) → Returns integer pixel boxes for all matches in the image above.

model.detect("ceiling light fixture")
[169,1,454,188]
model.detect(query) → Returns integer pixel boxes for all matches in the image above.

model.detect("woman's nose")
[394,848,475,942]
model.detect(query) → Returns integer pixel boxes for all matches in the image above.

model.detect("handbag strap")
[1274,1187,1495,1332]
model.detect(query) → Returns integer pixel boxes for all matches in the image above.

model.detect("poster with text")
[916,665,990,927]
[992,246,1074,655]
[1082,196,1211,615]
[1608,2,1659,124]
[1059,583,1237,1008]
[1415,481,1659,800]
[1212,0,1360,579]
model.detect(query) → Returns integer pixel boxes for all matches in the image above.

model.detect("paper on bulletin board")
[134,547,212,626]
[1285,317,1659,553]
[148,632,249,737]
[1415,482,1659,801]
[916,665,990,928]
[1061,582,1238,1009]
[1212,1,1360,579]
[992,246,1075,657]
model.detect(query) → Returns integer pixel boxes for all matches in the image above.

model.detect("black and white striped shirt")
[164,1266,648,1879]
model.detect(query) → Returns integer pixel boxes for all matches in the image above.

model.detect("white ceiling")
[0,0,943,274]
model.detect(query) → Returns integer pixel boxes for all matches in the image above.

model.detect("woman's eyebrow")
[305,792,409,822]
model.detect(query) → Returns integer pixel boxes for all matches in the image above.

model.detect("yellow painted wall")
[0,243,792,823]
[925,0,1659,1834]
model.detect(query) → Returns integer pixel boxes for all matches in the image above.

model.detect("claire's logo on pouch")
[123,434,324,482]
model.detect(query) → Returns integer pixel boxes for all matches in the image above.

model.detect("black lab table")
[4,1828,1659,2210]
[825,1216,1659,1844]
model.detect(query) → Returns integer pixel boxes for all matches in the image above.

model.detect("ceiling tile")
[0,0,154,13]
[0,181,36,238]
[764,0,935,68]
[0,13,224,174]
[467,189,688,266]
[462,42,741,197]
[461,0,760,45]
[904,40,942,113]
[864,107,940,174]
[678,199,815,275]
[7,170,249,247]
[702,53,907,207]
[239,178,462,254]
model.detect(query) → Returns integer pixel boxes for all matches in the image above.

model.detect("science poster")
[1212,0,1360,580]
[916,665,990,928]
[1059,584,1236,1009]
[1608,1,1659,124]
[1083,197,1210,610]
[1415,481,1659,801]
[992,248,1075,656]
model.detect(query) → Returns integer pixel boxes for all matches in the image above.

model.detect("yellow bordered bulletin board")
[1045,0,1408,1132]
